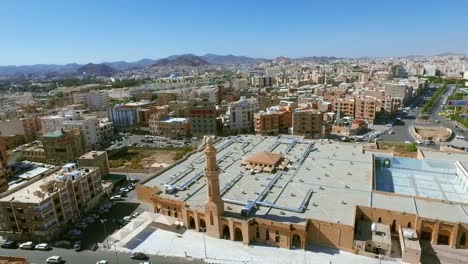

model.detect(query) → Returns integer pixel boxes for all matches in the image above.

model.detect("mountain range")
[0,54,268,76]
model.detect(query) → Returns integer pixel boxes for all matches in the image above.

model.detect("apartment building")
[41,113,101,150]
[292,109,330,138]
[225,97,259,134]
[251,76,273,88]
[254,106,292,135]
[156,93,177,106]
[21,141,46,163]
[354,96,378,124]
[149,117,190,139]
[0,138,7,191]
[87,90,110,111]
[107,105,139,132]
[77,151,110,178]
[332,98,355,118]
[0,164,103,241]
[189,102,217,138]
[0,117,40,143]
[41,129,86,166]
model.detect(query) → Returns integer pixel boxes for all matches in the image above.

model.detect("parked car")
[84,217,96,224]
[75,222,88,229]
[96,260,109,264]
[46,256,62,264]
[68,229,81,236]
[132,212,140,218]
[131,252,149,260]
[74,241,81,251]
[1,239,17,248]
[123,216,132,221]
[110,195,124,201]
[19,241,34,249]
[35,243,51,250]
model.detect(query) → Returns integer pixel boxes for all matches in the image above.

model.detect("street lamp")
[200,227,207,258]
[101,219,120,264]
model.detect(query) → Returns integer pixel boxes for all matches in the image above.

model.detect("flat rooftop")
[374,156,468,203]
[1,165,97,204]
[78,151,106,159]
[143,135,468,226]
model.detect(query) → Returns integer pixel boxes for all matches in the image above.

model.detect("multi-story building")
[72,92,88,105]
[150,117,190,139]
[21,141,46,163]
[86,90,110,111]
[106,88,130,100]
[41,113,101,150]
[292,110,330,138]
[0,117,40,143]
[189,102,217,138]
[41,129,86,166]
[232,79,248,90]
[254,106,292,135]
[0,163,103,241]
[77,151,110,178]
[0,138,7,192]
[225,97,258,134]
[251,76,273,87]
[332,98,355,118]
[107,105,139,132]
[354,96,378,124]
[156,93,177,106]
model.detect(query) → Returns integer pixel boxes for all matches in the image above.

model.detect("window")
[256,227,260,238]
[275,231,280,242]
[378,217,382,223]
[266,229,270,240]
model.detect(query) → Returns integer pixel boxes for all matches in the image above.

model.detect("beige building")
[149,117,190,139]
[137,136,468,264]
[21,142,46,163]
[292,110,330,138]
[77,151,110,178]
[254,106,292,135]
[354,96,378,124]
[41,129,86,166]
[332,98,355,117]
[0,164,103,241]
[0,117,40,143]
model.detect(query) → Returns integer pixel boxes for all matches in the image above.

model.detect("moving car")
[46,256,62,263]
[131,252,149,260]
[35,243,51,250]
[19,241,34,249]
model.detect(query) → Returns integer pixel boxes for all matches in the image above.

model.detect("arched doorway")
[460,232,466,247]
[292,234,301,249]
[188,216,196,229]
[199,219,206,231]
[222,225,230,240]
[438,229,451,245]
[407,222,412,228]
[234,228,243,241]
[378,217,382,223]
[421,226,433,241]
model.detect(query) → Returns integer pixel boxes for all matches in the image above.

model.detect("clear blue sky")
[1,0,467,65]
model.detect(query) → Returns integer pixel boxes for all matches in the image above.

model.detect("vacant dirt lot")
[108,147,194,170]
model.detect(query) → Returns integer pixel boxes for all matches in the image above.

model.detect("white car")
[96,260,109,264]
[19,241,34,249]
[132,212,140,218]
[404,141,412,144]
[46,256,62,263]
[456,135,465,140]
[35,243,50,250]
[123,216,132,221]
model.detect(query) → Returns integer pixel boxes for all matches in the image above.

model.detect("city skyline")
[1,0,467,65]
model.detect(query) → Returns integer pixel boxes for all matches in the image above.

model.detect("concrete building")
[251,76,273,88]
[225,97,258,134]
[254,106,292,135]
[0,164,104,241]
[156,93,177,106]
[41,129,86,166]
[77,151,110,178]
[41,113,101,150]
[354,96,378,124]
[149,117,190,139]
[232,79,248,90]
[137,136,468,264]
[292,110,330,138]
[107,105,139,132]
[189,102,217,138]
[21,141,46,163]
[106,88,130,100]
[86,90,110,111]
[0,117,40,143]
[332,98,355,118]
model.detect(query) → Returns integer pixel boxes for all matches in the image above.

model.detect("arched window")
[391,219,396,232]
[256,226,260,238]
[378,217,382,223]
[460,232,466,246]
[407,222,412,228]
[275,231,280,243]
[266,229,270,240]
